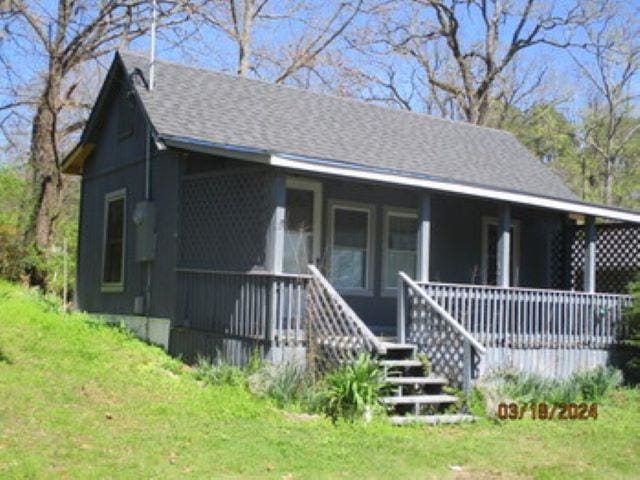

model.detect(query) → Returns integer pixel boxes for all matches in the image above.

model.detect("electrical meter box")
[133,201,156,262]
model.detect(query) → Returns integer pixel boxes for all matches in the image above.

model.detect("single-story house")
[63,51,640,395]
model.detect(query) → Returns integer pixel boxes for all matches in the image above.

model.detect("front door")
[481,217,521,286]
[283,178,322,274]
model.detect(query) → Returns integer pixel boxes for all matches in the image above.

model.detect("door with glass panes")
[283,178,322,274]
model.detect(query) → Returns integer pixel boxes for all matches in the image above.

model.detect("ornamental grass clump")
[487,366,622,405]
[322,353,389,422]
[192,356,246,387]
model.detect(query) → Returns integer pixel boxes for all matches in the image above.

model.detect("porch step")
[377,336,398,343]
[387,376,448,386]
[379,359,422,368]
[381,394,458,405]
[381,342,416,351]
[390,414,475,426]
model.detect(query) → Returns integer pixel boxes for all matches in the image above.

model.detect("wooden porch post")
[497,204,511,287]
[266,174,286,274]
[584,215,597,293]
[417,192,431,283]
[266,174,286,354]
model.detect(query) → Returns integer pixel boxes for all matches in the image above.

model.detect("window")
[283,178,322,274]
[383,209,418,291]
[481,217,521,286]
[329,202,374,294]
[102,189,126,292]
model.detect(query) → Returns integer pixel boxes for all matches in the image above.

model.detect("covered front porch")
[171,166,637,382]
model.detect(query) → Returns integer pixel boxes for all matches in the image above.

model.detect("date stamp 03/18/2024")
[497,402,599,420]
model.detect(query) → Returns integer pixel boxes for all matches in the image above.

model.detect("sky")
[0,0,638,161]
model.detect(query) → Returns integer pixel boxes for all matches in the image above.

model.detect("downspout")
[144,0,157,324]
[144,120,152,324]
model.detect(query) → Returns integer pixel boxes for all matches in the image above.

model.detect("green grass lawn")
[0,282,638,479]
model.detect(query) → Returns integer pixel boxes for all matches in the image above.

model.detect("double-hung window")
[383,208,418,292]
[329,202,374,294]
[101,189,126,292]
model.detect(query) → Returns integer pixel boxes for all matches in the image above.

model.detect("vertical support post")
[462,339,472,394]
[397,275,406,344]
[267,174,286,349]
[497,204,511,287]
[417,192,431,283]
[584,215,597,293]
[267,174,286,274]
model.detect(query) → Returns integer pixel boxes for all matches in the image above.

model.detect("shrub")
[192,356,246,387]
[248,361,310,408]
[322,353,389,422]
[484,366,622,406]
[571,366,623,401]
[623,278,640,384]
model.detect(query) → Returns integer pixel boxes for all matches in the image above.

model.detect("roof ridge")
[119,49,513,137]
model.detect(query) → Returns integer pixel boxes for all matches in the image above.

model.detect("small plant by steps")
[323,353,390,422]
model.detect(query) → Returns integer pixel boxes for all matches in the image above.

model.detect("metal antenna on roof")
[149,0,157,90]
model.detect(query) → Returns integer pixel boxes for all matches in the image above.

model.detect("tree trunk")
[25,73,63,258]
[603,157,614,205]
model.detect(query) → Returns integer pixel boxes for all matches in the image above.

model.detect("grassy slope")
[0,282,638,479]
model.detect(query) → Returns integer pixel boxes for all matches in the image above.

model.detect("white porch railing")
[306,265,386,372]
[418,281,633,349]
[398,272,486,391]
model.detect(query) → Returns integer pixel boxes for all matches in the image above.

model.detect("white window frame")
[101,188,127,293]
[480,216,521,286]
[327,200,375,296]
[382,207,418,296]
[285,176,322,267]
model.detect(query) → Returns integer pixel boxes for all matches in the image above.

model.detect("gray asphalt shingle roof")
[121,51,577,202]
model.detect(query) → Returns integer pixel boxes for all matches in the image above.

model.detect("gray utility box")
[133,201,156,262]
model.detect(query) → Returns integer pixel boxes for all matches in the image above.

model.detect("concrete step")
[387,376,448,386]
[390,414,475,426]
[381,394,458,405]
[379,359,422,368]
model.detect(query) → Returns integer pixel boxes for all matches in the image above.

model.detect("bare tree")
[569,3,640,205]
[372,0,592,125]
[189,0,364,85]
[0,1,191,282]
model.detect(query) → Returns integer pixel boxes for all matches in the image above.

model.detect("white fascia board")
[162,135,270,163]
[270,154,640,223]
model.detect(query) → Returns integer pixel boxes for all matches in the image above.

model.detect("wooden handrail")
[417,279,632,299]
[308,265,387,355]
[176,267,311,280]
[399,272,486,355]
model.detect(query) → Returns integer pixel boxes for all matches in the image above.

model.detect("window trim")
[480,216,521,286]
[285,176,322,268]
[101,188,127,293]
[382,207,418,296]
[327,200,375,296]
